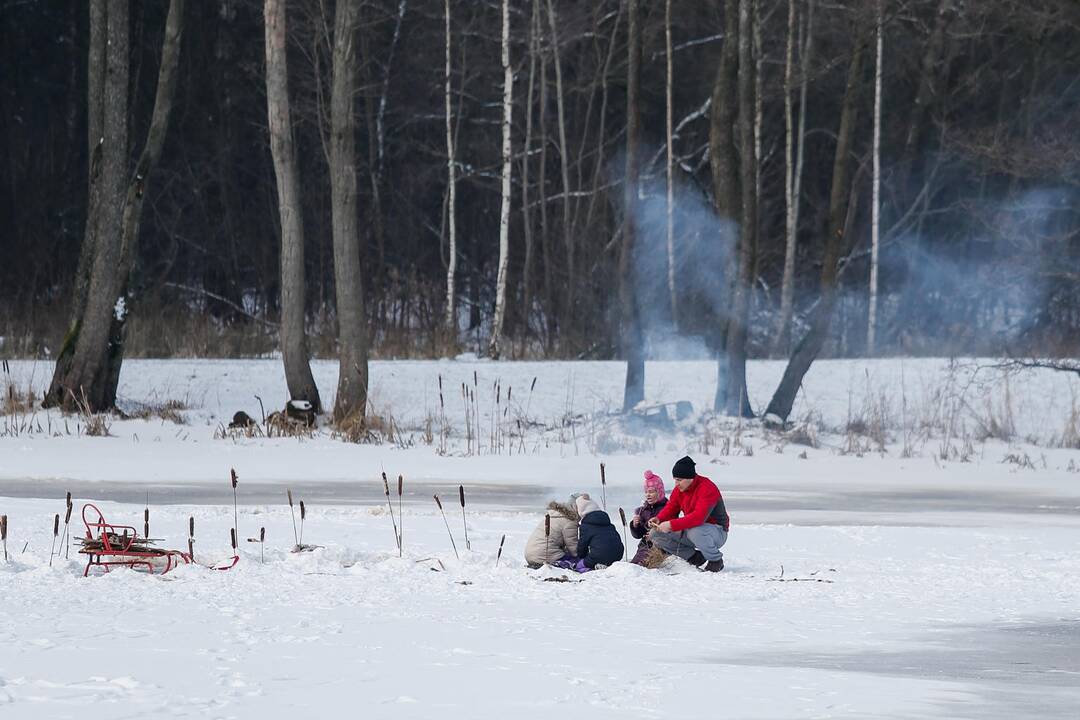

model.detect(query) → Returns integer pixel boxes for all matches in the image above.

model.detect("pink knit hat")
[643,470,666,501]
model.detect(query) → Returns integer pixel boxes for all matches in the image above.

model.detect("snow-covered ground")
[2,357,1079,718]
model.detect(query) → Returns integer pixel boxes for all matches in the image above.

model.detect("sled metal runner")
[78,503,238,576]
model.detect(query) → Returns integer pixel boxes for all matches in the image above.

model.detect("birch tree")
[329,0,368,422]
[443,0,457,335]
[868,0,883,355]
[665,0,677,327]
[265,0,322,412]
[488,0,513,358]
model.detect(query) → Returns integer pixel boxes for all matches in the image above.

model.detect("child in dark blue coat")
[573,496,624,571]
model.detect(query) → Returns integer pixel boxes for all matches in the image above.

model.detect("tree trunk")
[488,0,513,359]
[721,0,756,418]
[329,0,368,423]
[546,0,574,333]
[265,0,321,413]
[620,0,645,412]
[44,0,130,412]
[443,0,458,336]
[868,0,883,355]
[44,0,109,409]
[665,0,677,328]
[710,0,740,413]
[774,0,813,356]
[903,0,954,164]
[765,34,867,424]
[521,0,539,343]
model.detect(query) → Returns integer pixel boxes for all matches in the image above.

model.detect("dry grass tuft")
[640,546,669,570]
[126,398,189,425]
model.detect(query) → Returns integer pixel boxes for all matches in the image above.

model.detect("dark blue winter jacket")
[576,510,624,568]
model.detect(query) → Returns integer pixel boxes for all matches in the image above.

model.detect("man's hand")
[653,521,673,533]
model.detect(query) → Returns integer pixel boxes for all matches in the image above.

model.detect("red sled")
[78,503,238,576]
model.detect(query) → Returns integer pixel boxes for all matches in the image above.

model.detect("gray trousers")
[651,524,727,562]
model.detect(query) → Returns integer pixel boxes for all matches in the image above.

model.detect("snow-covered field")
[2,357,1079,718]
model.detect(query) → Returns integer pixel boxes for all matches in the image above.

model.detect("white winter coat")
[524,501,579,567]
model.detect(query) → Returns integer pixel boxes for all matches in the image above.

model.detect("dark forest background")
[2,0,1078,362]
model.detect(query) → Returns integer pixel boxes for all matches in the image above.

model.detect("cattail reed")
[382,472,401,553]
[397,474,404,553]
[600,463,607,510]
[260,526,265,563]
[459,485,470,550]
[230,527,237,552]
[230,468,239,541]
[49,513,59,566]
[433,494,459,559]
[144,506,150,539]
[1,514,8,561]
[299,500,306,546]
[544,513,551,564]
[287,488,298,546]
[496,533,506,567]
[188,515,195,560]
[618,508,628,561]
[63,497,73,559]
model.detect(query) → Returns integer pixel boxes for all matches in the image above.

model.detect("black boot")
[703,559,724,573]
[685,550,707,567]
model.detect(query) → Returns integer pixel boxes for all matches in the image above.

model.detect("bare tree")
[265,0,321,412]
[443,0,458,336]
[665,0,677,327]
[720,0,756,418]
[868,0,883,355]
[765,25,868,424]
[621,0,645,412]
[546,0,574,329]
[489,0,513,359]
[45,0,185,412]
[329,0,368,422]
[520,0,539,344]
[775,0,813,356]
[710,0,740,414]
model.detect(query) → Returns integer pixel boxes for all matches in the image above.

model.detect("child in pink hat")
[629,470,668,565]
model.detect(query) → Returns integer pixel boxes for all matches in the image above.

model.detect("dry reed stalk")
[382,472,401,554]
[188,516,195,560]
[433,494,459,559]
[459,485,470,550]
[299,500,306,546]
[496,533,506,567]
[1,514,8,561]
[49,513,59,566]
[144,506,149,539]
[600,463,607,510]
[260,526,265,563]
[287,488,298,546]
[618,507,628,561]
[397,474,404,553]
[230,468,239,541]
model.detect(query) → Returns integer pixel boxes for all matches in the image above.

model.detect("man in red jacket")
[648,455,729,572]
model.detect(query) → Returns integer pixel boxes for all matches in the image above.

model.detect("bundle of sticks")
[77,531,164,555]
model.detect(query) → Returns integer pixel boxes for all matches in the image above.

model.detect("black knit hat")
[672,455,696,479]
